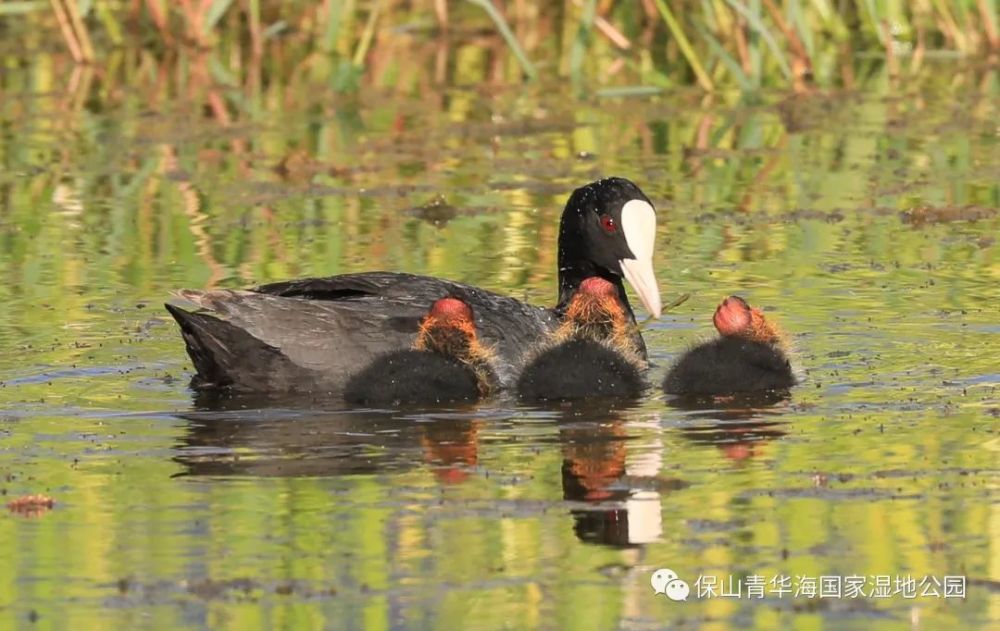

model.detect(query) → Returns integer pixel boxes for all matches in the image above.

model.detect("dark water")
[0,58,997,630]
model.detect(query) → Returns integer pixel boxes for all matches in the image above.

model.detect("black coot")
[663,296,796,396]
[517,276,647,401]
[343,297,498,405]
[167,177,662,393]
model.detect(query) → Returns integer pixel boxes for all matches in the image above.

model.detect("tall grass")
[0,0,996,92]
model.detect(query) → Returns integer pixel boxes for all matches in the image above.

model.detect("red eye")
[600,215,616,233]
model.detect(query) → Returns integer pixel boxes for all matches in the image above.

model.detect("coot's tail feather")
[164,303,297,391]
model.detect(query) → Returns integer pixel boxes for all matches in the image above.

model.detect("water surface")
[0,58,998,629]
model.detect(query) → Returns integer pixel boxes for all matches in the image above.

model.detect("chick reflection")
[421,418,481,484]
[174,393,483,480]
[667,391,791,463]
[556,405,675,548]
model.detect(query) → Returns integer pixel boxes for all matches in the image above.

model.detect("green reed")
[0,0,997,92]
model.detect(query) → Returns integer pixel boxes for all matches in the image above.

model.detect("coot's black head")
[557,177,661,318]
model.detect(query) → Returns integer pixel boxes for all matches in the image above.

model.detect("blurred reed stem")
[0,0,994,92]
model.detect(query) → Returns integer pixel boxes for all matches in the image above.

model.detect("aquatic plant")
[0,0,996,92]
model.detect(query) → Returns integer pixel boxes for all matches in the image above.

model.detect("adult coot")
[167,177,661,393]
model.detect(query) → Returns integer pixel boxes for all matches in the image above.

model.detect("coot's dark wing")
[254,272,432,301]
[168,272,556,393]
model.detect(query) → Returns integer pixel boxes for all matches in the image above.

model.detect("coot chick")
[344,297,498,406]
[663,296,796,396]
[517,277,646,402]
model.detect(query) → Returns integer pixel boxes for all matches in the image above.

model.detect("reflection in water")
[178,394,673,548]
[177,392,791,547]
[560,411,635,547]
[668,392,792,462]
[554,404,669,548]
[422,418,481,484]
[175,393,484,480]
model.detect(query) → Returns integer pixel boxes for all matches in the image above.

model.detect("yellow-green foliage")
[1,0,997,90]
